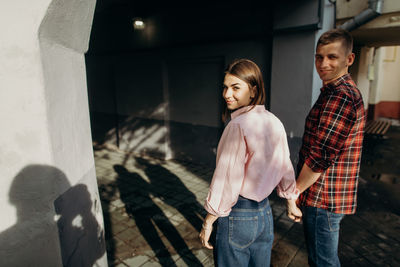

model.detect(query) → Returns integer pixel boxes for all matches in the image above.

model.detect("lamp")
[133,17,145,30]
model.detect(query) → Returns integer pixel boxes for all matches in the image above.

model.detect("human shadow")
[0,164,106,267]
[55,183,106,266]
[134,157,204,233]
[113,164,202,266]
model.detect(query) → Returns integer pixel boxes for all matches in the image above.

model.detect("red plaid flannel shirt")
[298,74,365,214]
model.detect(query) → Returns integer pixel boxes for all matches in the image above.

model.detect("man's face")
[315,41,355,85]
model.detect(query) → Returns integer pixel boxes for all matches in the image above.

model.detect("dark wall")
[88,0,273,52]
[85,0,274,164]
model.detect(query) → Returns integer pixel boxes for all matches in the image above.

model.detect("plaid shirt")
[298,74,365,214]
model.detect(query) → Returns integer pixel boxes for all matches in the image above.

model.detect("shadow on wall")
[55,184,106,266]
[0,165,106,266]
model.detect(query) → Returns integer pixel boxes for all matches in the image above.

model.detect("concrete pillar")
[269,0,335,168]
[271,0,335,138]
[0,0,107,266]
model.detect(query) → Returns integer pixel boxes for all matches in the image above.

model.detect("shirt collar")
[321,73,351,93]
[231,105,265,119]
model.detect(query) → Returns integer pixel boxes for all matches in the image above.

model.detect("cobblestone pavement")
[94,125,400,267]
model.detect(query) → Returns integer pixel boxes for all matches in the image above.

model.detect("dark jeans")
[216,196,273,267]
[303,206,345,267]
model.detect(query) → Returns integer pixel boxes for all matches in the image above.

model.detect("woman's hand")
[199,213,218,249]
[287,199,302,222]
[199,223,213,249]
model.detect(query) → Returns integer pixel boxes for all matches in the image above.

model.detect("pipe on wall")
[339,0,383,31]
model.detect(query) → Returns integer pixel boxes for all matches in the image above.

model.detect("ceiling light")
[133,18,145,30]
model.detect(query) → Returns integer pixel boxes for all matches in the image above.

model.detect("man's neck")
[322,72,349,86]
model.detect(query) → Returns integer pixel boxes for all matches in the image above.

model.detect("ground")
[94,124,400,267]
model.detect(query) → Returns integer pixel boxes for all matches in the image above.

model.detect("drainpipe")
[339,0,383,31]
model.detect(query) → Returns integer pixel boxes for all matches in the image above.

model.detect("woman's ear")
[251,86,257,98]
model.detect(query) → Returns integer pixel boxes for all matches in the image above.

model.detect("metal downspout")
[339,0,383,31]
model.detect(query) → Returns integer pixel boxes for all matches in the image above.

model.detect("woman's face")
[223,74,254,110]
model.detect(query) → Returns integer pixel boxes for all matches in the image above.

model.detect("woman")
[199,59,301,266]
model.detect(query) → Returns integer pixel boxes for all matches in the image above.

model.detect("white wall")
[351,46,375,107]
[369,46,400,105]
[0,0,53,231]
[379,46,400,102]
[369,47,383,104]
[0,1,60,264]
[0,0,107,266]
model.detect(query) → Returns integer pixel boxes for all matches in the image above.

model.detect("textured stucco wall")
[0,0,106,266]
[0,0,53,231]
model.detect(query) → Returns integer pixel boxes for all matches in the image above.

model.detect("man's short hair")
[316,28,353,55]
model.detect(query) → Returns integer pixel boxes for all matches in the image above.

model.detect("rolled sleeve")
[204,123,247,217]
[276,132,299,199]
[277,165,299,199]
[306,92,356,172]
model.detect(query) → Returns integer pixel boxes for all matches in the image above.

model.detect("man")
[288,29,365,266]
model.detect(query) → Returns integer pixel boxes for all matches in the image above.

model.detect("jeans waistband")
[232,195,269,212]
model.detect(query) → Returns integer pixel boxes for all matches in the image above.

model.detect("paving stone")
[170,212,186,227]
[271,222,304,267]
[113,242,135,260]
[351,257,376,267]
[111,210,130,223]
[339,242,360,262]
[114,262,128,267]
[121,255,151,266]
[107,250,124,267]
[274,216,295,236]
[144,255,177,267]
[94,128,400,267]
[173,257,196,267]
[116,228,141,243]
[287,244,308,267]
[110,220,131,235]
[192,248,213,264]
[201,255,215,267]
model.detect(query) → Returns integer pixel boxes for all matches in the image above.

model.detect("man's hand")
[199,223,213,249]
[287,199,302,222]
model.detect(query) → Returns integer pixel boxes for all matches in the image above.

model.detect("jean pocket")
[228,216,258,249]
[327,212,344,232]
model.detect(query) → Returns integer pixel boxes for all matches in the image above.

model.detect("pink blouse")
[204,105,299,217]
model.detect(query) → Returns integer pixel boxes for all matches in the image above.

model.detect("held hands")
[287,199,302,222]
[199,223,213,249]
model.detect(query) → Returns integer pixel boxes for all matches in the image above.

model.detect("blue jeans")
[303,206,345,267]
[215,196,273,267]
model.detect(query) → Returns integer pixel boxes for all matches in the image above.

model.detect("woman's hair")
[222,59,266,122]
